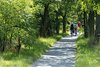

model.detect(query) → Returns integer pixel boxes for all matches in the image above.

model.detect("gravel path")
[32,36,78,67]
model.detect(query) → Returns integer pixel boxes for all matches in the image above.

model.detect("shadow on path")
[32,36,78,67]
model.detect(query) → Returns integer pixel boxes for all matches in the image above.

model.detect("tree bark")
[16,36,21,53]
[88,10,95,37]
[2,36,5,52]
[95,14,100,43]
[40,3,49,37]
[88,10,94,37]
[62,13,67,33]
[84,11,88,38]
[55,11,60,34]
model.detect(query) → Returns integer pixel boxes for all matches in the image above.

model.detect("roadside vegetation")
[0,0,100,66]
[76,35,100,67]
[0,34,68,67]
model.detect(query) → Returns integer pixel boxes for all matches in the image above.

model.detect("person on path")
[78,21,81,28]
[74,23,78,36]
[70,23,74,36]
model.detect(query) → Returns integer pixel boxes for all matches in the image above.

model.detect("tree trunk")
[55,11,60,34]
[9,33,13,48]
[95,14,100,43]
[88,10,95,37]
[16,36,21,53]
[84,11,88,38]
[1,33,7,52]
[2,36,5,52]
[40,3,49,37]
[62,14,67,33]
[47,20,53,36]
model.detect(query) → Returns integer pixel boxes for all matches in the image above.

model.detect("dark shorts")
[71,30,74,34]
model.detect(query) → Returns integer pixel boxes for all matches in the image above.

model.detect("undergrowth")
[0,34,67,67]
[76,35,100,67]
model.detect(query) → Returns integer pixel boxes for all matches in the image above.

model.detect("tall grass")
[76,35,100,67]
[0,34,66,67]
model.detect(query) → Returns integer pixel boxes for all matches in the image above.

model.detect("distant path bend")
[32,35,78,67]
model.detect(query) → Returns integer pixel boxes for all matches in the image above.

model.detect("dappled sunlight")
[62,36,78,40]
[60,36,78,42]
[32,36,78,67]
[0,0,99,66]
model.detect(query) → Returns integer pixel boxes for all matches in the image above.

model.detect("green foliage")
[0,0,37,51]
[1,0,99,66]
[76,35,100,67]
[0,35,59,66]
[77,0,100,13]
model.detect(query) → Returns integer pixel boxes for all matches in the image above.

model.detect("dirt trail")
[32,36,78,67]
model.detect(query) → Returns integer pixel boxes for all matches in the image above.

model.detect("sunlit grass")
[0,52,32,67]
[0,34,68,67]
[76,35,100,67]
[38,37,56,46]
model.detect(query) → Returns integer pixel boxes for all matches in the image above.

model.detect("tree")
[61,0,74,33]
[34,0,63,36]
[77,0,96,37]
[0,0,37,52]
[95,14,100,43]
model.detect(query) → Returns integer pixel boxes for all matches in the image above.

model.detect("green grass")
[0,50,34,67]
[0,37,57,67]
[76,35,100,67]
[0,34,68,67]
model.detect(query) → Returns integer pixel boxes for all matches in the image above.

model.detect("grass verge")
[0,34,67,67]
[76,35,100,67]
